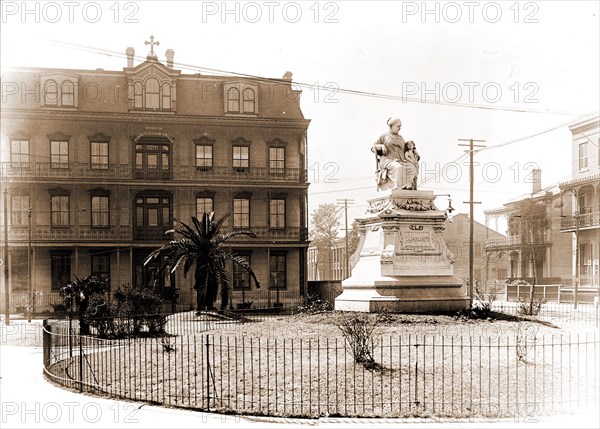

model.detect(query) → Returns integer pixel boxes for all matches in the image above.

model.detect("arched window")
[162,83,171,109]
[134,82,143,108]
[44,80,58,106]
[243,88,255,113]
[61,80,74,106]
[145,78,160,109]
[227,88,240,112]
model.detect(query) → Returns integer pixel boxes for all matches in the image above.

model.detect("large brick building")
[0,41,310,312]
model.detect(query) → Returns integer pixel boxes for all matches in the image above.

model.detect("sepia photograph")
[1,1,599,428]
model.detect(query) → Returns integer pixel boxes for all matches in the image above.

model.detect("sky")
[1,0,599,233]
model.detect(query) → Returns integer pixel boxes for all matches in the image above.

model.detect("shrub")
[112,283,166,336]
[335,312,381,369]
[84,283,167,339]
[297,293,332,314]
[60,276,107,335]
[517,295,546,316]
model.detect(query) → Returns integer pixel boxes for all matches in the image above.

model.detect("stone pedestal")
[334,189,469,313]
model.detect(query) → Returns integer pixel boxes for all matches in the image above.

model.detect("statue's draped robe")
[373,132,417,191]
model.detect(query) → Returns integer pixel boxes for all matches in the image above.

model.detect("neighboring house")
[484,169,573,300]
[0,40,310,312]
[559,115,600,301]
[308,237,349,281]
[443,213,506,288]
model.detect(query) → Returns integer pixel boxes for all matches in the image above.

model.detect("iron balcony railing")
[2,225,308,243]
[1,162,307,184]
[484,235,521,248]
[560,212,600,231]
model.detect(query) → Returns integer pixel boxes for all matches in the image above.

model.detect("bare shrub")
[517,294,546,316]
[335,312,382,369]
[474,281,498,314]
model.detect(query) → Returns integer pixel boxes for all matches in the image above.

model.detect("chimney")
[531,168,542,194]
[126,47,135,68]
[282,71,293,81]
[165,49,174,68]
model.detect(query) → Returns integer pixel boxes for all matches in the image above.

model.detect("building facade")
[559,116,600,298]
[0,42,310,312]
[484,170,573,296]
[443,213,505,289]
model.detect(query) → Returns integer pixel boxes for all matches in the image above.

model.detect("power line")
[13,36,589,116]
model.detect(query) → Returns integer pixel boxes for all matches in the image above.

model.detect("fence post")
[42,319,50,371]
[79,332,83,392]
[68,314,73,358]
[205,334,210,410]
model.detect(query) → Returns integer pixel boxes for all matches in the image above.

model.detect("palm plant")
[144,213,261,311]
[60,275,107,335]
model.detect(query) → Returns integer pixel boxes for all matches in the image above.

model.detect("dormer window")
[131,78,174,111]
[134,82,143,108]
[44,80,58,106]
[61,81,74,106]
[243,88,255,113]
[146,77,160,109]
[227,88,240,112]
[41,74,78,108]
[162,83,171,109]
[224,82,258,115]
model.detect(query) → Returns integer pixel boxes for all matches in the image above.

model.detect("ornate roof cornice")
[1,108,310,129]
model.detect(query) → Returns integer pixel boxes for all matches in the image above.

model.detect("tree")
[60,275,107,335]
[509,199,550,315]
[309,203,342,279]
[144,213,261,311]
[347,219,361,257]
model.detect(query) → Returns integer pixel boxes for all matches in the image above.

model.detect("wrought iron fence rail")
[43,321,599,419]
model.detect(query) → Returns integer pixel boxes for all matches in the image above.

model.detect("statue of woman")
[371,117,418,191]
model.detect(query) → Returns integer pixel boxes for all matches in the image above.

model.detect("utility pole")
[336,199,354,279]
[458,138,486,309]
[3,187,9,325]
[27,207,32,323]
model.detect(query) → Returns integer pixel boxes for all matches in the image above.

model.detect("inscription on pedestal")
[400,230,434,250]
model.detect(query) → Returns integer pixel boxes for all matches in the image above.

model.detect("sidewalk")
[1,320,599,429]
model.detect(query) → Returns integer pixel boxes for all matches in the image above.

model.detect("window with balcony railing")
[10,139,30,166]
[232,145,249,172]
[50,194,70,228]
[91,141,109,169]
[134,192,172,240]
[269,252,287,289]
[269,146,285,174]
[270,198,286,229]
[134,139,171,180]
[91,195,110,228]
[196,195,214,218]
[233,252,252,290]
[11,195,30,226]
[50,140,69,169]
[233,197,250,228]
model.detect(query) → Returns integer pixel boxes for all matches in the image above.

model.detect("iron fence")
[43,320,599,419]
[491,301,600,327]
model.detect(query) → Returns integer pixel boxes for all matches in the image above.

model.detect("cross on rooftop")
[145,35,160,57]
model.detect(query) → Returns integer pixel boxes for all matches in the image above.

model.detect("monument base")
[334,189,470,313]
[334,276,469,313]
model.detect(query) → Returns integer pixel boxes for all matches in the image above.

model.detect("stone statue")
[372,117,419,191]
